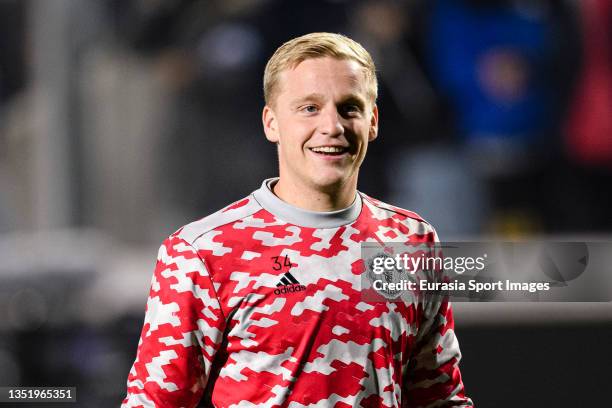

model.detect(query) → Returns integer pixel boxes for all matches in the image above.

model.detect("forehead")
[276,57,369,102]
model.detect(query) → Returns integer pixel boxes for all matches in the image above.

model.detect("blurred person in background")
[122,32,472,407]
[80,0,277,241]
[392,0,580,236]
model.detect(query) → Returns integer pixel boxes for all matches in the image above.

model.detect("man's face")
[263,57,378,193]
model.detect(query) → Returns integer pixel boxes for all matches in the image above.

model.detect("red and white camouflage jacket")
[122,179,473,408]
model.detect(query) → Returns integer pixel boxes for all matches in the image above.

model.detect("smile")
[308,146,349,155]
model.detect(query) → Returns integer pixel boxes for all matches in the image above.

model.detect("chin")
[309,172,353,191]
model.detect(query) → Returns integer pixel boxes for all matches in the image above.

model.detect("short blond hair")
[263,32,378,106]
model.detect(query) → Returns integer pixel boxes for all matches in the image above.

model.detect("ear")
[368,104,379,142]
[262,105,280,143]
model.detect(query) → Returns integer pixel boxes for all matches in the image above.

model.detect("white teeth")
[311,146,345,153]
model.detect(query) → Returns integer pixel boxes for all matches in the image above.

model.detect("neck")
[273,177,357,212]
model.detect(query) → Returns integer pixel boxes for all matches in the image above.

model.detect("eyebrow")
[290,93,326,107]
[341,95,367,108]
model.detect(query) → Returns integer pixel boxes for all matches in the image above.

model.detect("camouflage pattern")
[122,180,472,407]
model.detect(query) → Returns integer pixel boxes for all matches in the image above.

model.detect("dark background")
[0,0,610,406]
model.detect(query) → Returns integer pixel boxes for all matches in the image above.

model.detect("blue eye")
[302,105,318,113]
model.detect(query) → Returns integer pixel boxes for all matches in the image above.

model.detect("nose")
[318,107,344,137]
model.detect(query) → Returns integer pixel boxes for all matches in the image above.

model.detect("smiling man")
[123,33,473,408]
[262,50,378,211]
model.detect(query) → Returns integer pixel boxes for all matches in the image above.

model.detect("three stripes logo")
[274,272,306,295]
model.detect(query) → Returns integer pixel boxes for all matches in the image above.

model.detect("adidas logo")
[274,272,306,295]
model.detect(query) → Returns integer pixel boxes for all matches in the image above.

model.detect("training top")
[122,179,473,408]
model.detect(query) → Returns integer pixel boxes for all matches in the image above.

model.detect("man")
[122,32,472,407]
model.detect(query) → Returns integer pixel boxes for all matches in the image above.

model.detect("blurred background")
[0,0,611,406]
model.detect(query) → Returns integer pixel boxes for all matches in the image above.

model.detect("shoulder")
[360,193,427,222]
[171,194,263,246]
[359,192,438,238]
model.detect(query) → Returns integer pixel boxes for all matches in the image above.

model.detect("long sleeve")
[122,235,227,408]
[402,298,473,407]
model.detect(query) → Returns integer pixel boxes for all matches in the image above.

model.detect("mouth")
[308,146,350,157]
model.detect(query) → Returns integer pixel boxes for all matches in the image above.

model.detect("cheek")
[278,130,306,158]
[280,125,309,149]
[353,124,371,146]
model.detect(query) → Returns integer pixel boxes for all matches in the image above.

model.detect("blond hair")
[263,32,378,106]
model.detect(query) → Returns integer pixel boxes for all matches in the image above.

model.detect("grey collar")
[252,178,362,228]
